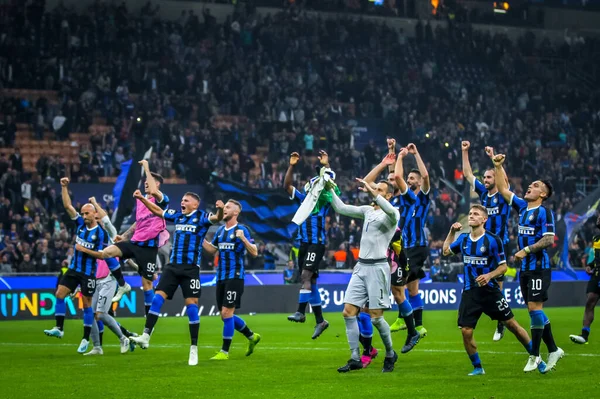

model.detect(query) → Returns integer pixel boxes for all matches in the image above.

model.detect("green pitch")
[1,308,598,398]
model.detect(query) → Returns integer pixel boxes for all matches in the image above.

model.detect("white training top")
[101,215,118,243]
[330,191,399,261]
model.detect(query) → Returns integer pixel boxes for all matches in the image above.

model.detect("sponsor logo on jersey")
[176,224,197,233]
[487,206,499,215]
[518,226,535,235]
[463,256,489,266]
[75,236,95,249]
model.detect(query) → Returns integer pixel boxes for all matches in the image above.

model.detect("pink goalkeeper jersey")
[131,194,170,247]
[96,259,110,279]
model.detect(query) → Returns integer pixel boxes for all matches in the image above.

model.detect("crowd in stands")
[1,0,599,273]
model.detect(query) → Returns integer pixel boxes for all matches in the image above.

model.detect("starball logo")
[0,291,137,318]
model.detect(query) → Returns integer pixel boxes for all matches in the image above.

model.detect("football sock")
[234,315,254,339]
[409,294,424,327]
[187,304,199,346]
[297,289,311,314]
[110,267,126,287]
[310,284,324,323]
[529,310,545,357]
[144,289,154,316]
[90,320,101,347]
[344,316,361,362]
[372,316,394,357]
[582,327,590,340]
[55,298,66,330]
[222,316,235,352]
[358,312,373,354]
[143,294,165,334]
[82,307,94,340]
[399,299,417,336]
[469,352,482,369]
[99,313,123,339]
[97,320,104,345]
[541,313,558,353]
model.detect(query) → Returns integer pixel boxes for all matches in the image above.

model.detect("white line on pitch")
[0,342,598,357]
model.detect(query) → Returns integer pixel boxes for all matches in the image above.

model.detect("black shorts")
[586,271,600,295]
[405,246,428,283]
[59,269,96,297]
[216,279,245,309]
[390,248,409,287]
[298,243,326,276]
[519,269,551,304]
[495,275,505,282]
[156,264,201,300]
[458,286,514,329]
[115,241,158,281]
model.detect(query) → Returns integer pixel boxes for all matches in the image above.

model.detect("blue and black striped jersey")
[511,195,555,272]
[403,189,431,248]
[449,232,507,291]
[592,235,600,277]
[70,215,109,276]
[472,178,516,245]
[163,209,213,267]
[291,187,329,245]
[211,224,254,281]
[390,189,417,231]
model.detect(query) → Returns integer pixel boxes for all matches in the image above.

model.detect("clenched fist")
[289,152,300,166]
[492,154,505,166]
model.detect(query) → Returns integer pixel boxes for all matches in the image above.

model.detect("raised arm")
[317,150,330,168]
[133,189,165,218]
[139,159,164,202]
[485,146,509,186]
[89,197,107,219]
[408,143,430,193]
[284,152,300,197]
[358,177,399,222]
[442,223,462,256]
[235,229,258,258]
[386,138,396,173]
[89,196,117,239]
[329,189,368,220]
[491,154,513,203]
[209,200,225,224]
[364,153,396,186]
[461,141,475,185]
[394,147,409,193]
[60,177,77,219]
[375,194,399,221]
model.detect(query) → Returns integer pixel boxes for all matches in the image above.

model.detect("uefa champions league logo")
[319,288,330,309]
[514,286,525,305]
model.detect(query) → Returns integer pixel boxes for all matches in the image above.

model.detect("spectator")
[333,244,348,269]
[17,253,36,273]
[0,253,12,273]
[10,148,23,174]
[283,259,297,284]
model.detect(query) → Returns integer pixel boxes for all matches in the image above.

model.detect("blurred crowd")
[1,0,599,273]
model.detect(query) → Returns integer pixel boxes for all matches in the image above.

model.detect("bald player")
[44,178,118,354]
